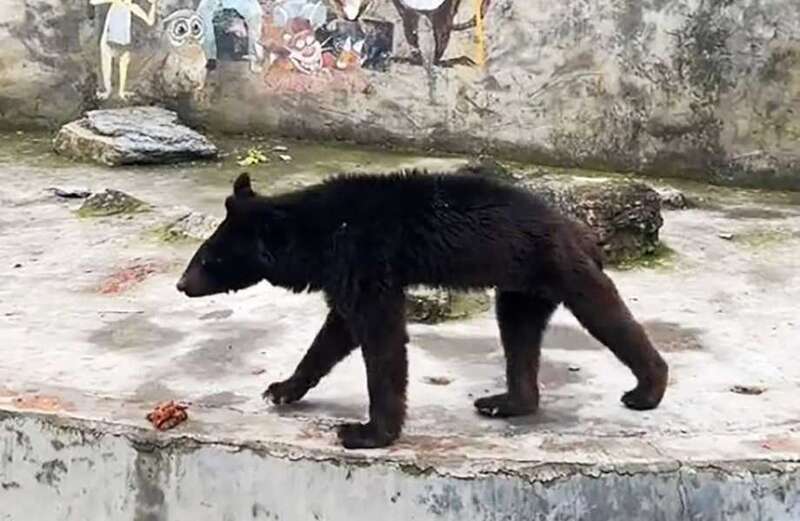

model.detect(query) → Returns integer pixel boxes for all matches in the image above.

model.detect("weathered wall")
[3,411,800,521]
[1,0,800,189]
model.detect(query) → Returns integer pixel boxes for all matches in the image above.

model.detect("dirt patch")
[200,309,234,321]
[412,333,498,363]
[730,385,766,396]
[644,320,706,352]
[544,320,705,352]
[174,323,279,378]
[12,394,73,412]
[758,436,800,452]
[729,227,800,249]
[98,262,162,295]
[89,314,185,352]
[390,434,499,454]
[715,206,791,220]
[539,359,587,390]
[422,376,453,386]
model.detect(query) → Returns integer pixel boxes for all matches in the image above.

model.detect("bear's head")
[176,173,278,298]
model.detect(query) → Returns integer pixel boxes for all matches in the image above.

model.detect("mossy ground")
[729,227,799,249]
[613,242,679,271]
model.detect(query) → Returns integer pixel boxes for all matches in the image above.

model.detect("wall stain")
[35,459,67,486]
[133,447,168,521]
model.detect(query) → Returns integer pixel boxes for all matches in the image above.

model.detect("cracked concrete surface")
[1,134,799,520]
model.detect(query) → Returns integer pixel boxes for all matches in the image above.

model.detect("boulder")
[519,175,663,264]
[406,288,491,324]
[455,160,664,264]
[656,187,691,210]
[53,107,218,166]
[456,157,522,182]
[157,211,222,242]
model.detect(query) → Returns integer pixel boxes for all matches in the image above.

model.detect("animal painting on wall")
[261,0,393,92]
[195,0,264,71]
[332,0,491,66]
[135,8,210,97]
[91,0,497,101]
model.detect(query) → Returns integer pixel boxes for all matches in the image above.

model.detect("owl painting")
[137,8,209,98]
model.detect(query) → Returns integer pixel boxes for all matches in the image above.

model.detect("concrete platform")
[1,135,800,520]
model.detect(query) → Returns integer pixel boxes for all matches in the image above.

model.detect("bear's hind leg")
[562,260,668,410]
[263,309,358,405]
[475,291,558,418]
[337,290,409,449]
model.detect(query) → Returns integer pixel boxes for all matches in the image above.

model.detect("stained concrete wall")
[1,0,800,189]
[3,411,800,521]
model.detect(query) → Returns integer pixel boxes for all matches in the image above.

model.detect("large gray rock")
[455,157,522,183]
[156,210,222,242]
[519,175,663,264]
[656,187,691,210]
[455,161,665,264]
[53,107,218,166]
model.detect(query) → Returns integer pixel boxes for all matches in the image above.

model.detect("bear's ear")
[233,173,254,198]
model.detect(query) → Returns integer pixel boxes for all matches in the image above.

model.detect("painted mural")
[332,0,490,66]
[91,0,158,100]
[137,9,209,95]
[91,0,493,100]
[259,1,394,92]
[197,0,265,71]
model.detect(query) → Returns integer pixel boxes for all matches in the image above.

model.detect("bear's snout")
[175,266,225,298]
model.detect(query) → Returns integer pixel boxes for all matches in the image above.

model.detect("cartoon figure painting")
[335,37,366,70]
[323,18,393,71]
[196,0,264,72]
[266,1,329,76]
[91,0,158,100]
[333,0,490,66]
[260,0,395,92]
[282,19,328,75]
[136,9,209,97]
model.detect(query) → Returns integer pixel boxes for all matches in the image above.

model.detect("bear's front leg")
[337,291,408,450]
[263,309,358,405]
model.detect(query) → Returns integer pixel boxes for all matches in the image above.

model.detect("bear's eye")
[201,256,224,268]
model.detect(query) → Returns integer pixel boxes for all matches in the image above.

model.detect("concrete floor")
[1,134,799,520]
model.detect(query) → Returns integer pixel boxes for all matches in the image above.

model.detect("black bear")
[177,171,668,449]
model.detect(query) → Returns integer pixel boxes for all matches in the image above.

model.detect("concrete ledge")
[2,409,800,520]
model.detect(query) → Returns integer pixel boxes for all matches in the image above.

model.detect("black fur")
[177,170,668,449]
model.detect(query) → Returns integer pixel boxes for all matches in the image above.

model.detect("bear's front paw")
[621,385,663,411]
[336,422,396,449]
[474,393,538,418]
[262,378,309,405]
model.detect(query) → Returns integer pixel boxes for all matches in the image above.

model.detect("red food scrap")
[99,263,159,295]
[146,401,188,431]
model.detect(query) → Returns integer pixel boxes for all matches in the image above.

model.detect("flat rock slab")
[76,189,150,217]
[53,107,218,166]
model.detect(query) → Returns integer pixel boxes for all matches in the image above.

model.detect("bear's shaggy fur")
[177,171,668,449]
